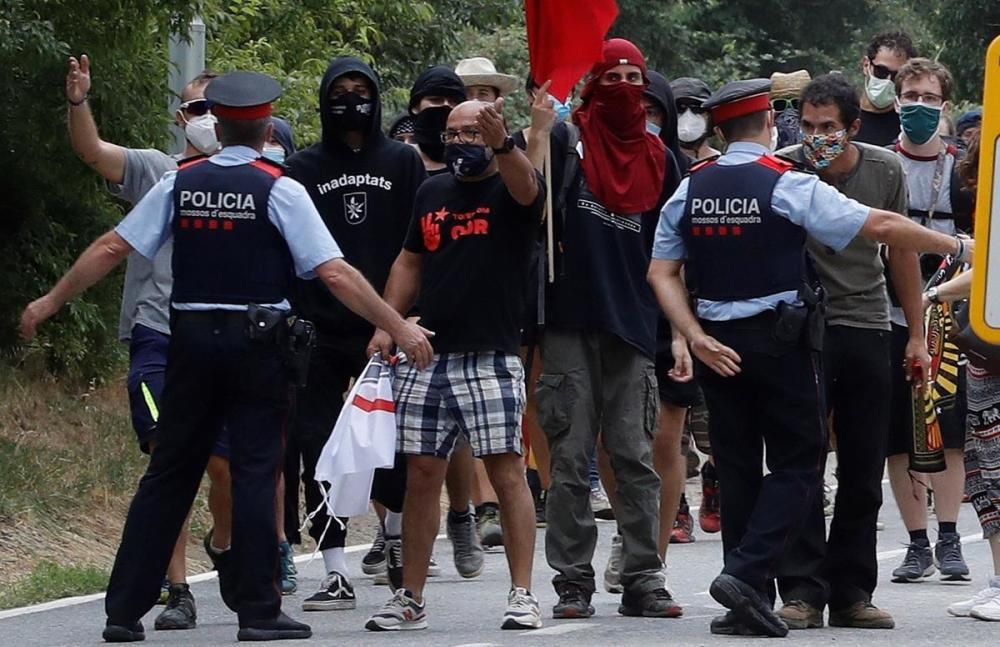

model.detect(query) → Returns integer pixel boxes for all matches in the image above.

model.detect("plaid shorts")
[393,351,525,458]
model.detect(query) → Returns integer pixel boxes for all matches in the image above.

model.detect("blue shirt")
[116,146,343,311]
[653,142,870,320]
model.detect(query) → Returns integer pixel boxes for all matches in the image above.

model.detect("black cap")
[702,78,772,124]
[205,71,282,119]
[670,77,712,105]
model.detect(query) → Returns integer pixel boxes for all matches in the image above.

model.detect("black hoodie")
[286,57,427,351]
[645,71,688,178]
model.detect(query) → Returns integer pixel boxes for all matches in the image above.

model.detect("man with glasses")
[772,73,924,631]
[670,77,720,162]
[770,70,811,150]
[856,31,917,146]
[885,57,976,589]
[364,99,545,632]
[65,54,230,631]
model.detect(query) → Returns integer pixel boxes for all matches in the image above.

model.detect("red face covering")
[574,39,666,214]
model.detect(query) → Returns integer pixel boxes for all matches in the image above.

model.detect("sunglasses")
[869,62,898,81]
[179,98,210,116]
[771,98,800,112]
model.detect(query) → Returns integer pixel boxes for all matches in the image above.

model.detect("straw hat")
[770,70,812,99]
[455,57,520,96]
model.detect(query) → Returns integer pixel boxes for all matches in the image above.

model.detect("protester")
[650,74,976,637]
[670,77,720,161]
[856,31,917,146]
[956,109,982,148]
[536,38,682,620]
[282,57,427,610]
[885,57,975,587]
[387,112,415,145]
[456,57,520,103]
[409,66,468,175]
[770,70,811,150]
[364,98,545,631]
[773,73,925,630]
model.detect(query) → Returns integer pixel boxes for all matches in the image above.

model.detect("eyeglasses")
[441,128,483,144]
[771,98,800,112]
[899,91,943,106]
[179,98,210,116]
[869,63,898,81]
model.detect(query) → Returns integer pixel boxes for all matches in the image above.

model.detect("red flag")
[525,0,619,100]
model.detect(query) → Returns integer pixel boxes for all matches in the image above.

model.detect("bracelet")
[954,236,966,262]
[68,95,88,107]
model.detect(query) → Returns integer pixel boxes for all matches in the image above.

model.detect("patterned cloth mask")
[801,129,847,170]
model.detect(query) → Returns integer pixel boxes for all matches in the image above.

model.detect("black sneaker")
[154,583,196,630]
[203,528,238,612]
[385,535,404,591]
[302,571,356,611]
[362,526,387,575]
[553,585,594,619]
[237,612,312,641]
[103,620,145,643]
[619,587,683,618]
[710,610,765,636]
[935,532,972,581]
[709,573,788,638]
[891,542,935,583]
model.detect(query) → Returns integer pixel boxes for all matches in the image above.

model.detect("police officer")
[20,71,433,643]
[647,78,975,638]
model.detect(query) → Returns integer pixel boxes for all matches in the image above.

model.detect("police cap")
[205,71,282,121]
[702,78,772,125]
[670,77,712,106]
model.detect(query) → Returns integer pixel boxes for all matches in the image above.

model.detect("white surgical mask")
[677,109,708,143]
[185,113,220,155]
[865,75,896,110]
[261,145,286,164]
[769,125,779,152]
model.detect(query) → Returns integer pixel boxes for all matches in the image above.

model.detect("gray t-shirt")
[782,142,907,331]
[106,148,177,341]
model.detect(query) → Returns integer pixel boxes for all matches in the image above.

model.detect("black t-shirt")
[404,170,546,354]
[856,109,900,147]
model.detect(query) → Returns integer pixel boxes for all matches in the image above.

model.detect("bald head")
[447,100,490,130]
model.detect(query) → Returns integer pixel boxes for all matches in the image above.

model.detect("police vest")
[171,157,293,306]
[680,155,805,301]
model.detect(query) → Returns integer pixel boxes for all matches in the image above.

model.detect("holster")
[799,282,826,353]
[245,304,316,388]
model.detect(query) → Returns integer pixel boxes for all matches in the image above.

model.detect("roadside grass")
[0,561,109,610]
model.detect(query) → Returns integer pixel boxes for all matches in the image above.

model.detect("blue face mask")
[549,95,572,122]
[646,121,662,136]
[262,145,286,164]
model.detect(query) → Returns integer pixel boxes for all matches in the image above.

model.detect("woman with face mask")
[262,116,297,164]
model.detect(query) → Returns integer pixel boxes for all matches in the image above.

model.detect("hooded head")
[319,56,385,151]
[643,71,686,172]
[408,66,467,164]
[269,117,297,155]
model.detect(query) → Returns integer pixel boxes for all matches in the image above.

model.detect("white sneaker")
[948,585,1000,617]
[590,486,615,521]
[365,589,428,631]
[971,593,1000,621]
[603,534,623,593]
[427,555,442,577]
[502,587,542,629]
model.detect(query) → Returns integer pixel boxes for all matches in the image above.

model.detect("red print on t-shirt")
[421,209,446,251]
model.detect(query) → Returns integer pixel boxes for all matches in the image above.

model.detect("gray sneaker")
[476,503,504,548]
[603,534,623,593]
[447,506,484,578]
[935,532,971,582]
[891,542,935,583]
[154,583,196,630]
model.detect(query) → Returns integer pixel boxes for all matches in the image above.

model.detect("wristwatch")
[926,287,940,304]
[492,135,515,155]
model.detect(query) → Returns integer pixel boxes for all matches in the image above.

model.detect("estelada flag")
[525,0,619,100]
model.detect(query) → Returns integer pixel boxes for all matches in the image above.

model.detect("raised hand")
[66,54,91,104]
[476,97,508,150]
[530,79,558,136]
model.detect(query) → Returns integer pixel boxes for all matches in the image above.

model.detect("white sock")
[384,511,403,537]
[322,547,348,577]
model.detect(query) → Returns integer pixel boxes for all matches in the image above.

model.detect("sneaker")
[385,535,403,591]
[699,464,721,533]
[777,599,823,630]
[670,501,696,545]
[237,611,312,641]
[427,554,441,578]
[502,587,543,629]
[103,620,145,642]
[949,581,1000,617]
[553,584,594,619]
[971,595,1000,621]
[603,534,623,594]
[154,583,196,630]
[447,507,485,578]
[362,526,387,575]
[278,541,297,595]
[590,486,615,521]
[710,610,765,636]
[828,601,895,629]
[618,587,683,618]
[203,528,238,612]
[365,588,428,631]
[891,542,935,582]
[302,571,356,611]
[709,573,788,638]
[534,490,547,528]
[935,532,972,581]
[476,502,504,548]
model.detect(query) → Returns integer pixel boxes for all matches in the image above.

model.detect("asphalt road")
[1,479,997,646]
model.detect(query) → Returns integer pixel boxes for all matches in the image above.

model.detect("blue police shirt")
[653,142,870,320]
[116,145,343,311]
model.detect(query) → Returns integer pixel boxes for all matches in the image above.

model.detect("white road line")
[521,622,600,636]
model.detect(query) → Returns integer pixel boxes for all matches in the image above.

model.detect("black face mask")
[445,143,493,179]
[413,106,451,163]
[328,92,374,132]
